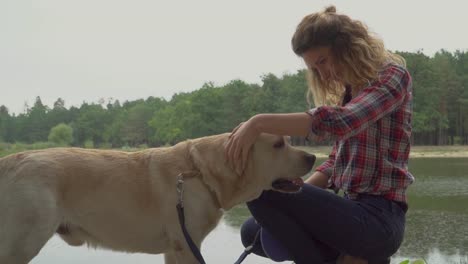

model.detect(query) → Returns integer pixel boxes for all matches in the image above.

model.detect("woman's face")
[302,46,340,82]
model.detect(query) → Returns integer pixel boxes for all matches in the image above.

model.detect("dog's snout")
[304,153,316,166]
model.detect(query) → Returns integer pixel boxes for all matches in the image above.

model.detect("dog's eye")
[273,140,285,149]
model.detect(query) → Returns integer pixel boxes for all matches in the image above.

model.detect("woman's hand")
[225,112,313,175]
[225,117,260,175]
[304,171,329,189]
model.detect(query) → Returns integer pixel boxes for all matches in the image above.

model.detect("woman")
[225,5,414,264]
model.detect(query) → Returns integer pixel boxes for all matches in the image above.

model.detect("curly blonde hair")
[291,5,406,106]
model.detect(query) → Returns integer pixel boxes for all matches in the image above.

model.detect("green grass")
[0,141,144,158]
[399,258,468,264]
[297,145,468,158]
[2,141,467,159]
[400,260,426,264]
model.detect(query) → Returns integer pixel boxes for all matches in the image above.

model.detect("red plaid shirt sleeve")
[306,64,414,204]
[307,65,409,142]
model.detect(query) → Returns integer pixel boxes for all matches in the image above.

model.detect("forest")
[0,50,467,148]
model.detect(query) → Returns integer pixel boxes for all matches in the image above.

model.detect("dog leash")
[176,172,259,264]
[176,172,207,264]
[233,228,261,264]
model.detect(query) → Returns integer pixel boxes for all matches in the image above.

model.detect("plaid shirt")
[307,63,414,204]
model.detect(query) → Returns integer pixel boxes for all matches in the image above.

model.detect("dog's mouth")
[272,178,304,193]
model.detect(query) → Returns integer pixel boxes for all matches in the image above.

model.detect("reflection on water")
[399,210,468,257]
[32,222,273,264]
[32,157,468,264]
[400,157,468,260]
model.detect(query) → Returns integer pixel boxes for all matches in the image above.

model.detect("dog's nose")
[304,153,316,166]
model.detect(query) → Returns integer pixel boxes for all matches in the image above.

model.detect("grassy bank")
[0,142,60,158]
[295,145,468,158]
[1,141,468,159]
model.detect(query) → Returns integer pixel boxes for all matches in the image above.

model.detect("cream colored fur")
[0,133,315,264]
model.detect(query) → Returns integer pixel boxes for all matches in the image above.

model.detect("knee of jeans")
[247,190,279,210]
[240,217,261,247]
[246,192,268,210]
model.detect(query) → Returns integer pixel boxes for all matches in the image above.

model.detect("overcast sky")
[1,0,467,114]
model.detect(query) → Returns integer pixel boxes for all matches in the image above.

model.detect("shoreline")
[1,144,467,159]
[297,145,468,158]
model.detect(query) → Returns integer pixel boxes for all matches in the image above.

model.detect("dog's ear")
[189,135,241,210]
[190,134,267,210]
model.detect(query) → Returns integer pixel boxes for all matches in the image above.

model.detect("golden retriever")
[0,133,315,264]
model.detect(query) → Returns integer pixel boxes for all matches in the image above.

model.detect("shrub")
[48,123,73,146]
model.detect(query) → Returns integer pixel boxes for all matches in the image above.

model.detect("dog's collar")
[175,171,200,206]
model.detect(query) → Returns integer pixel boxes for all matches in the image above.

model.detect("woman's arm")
[305,171,329,188]
[251,113,313,138]
[307,65,411,142]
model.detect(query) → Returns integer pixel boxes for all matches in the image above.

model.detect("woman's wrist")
[249,114,264,135]
[305,171,329,189]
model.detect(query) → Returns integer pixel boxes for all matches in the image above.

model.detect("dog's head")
[249,133,316,193]
[189,133,315,210]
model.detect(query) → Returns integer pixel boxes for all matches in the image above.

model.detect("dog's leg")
[0,218,56,264]
[164,238,204,264]
[0,185,59,263]
[163,243,202,264]
[0,255,30,264]
[164,251,177,264]
[173,248,205,264]
[0,255,31,264]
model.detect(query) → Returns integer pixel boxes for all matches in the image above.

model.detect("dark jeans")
[240,184,406,264]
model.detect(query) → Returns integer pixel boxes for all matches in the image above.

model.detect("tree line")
[0,50,467,148]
